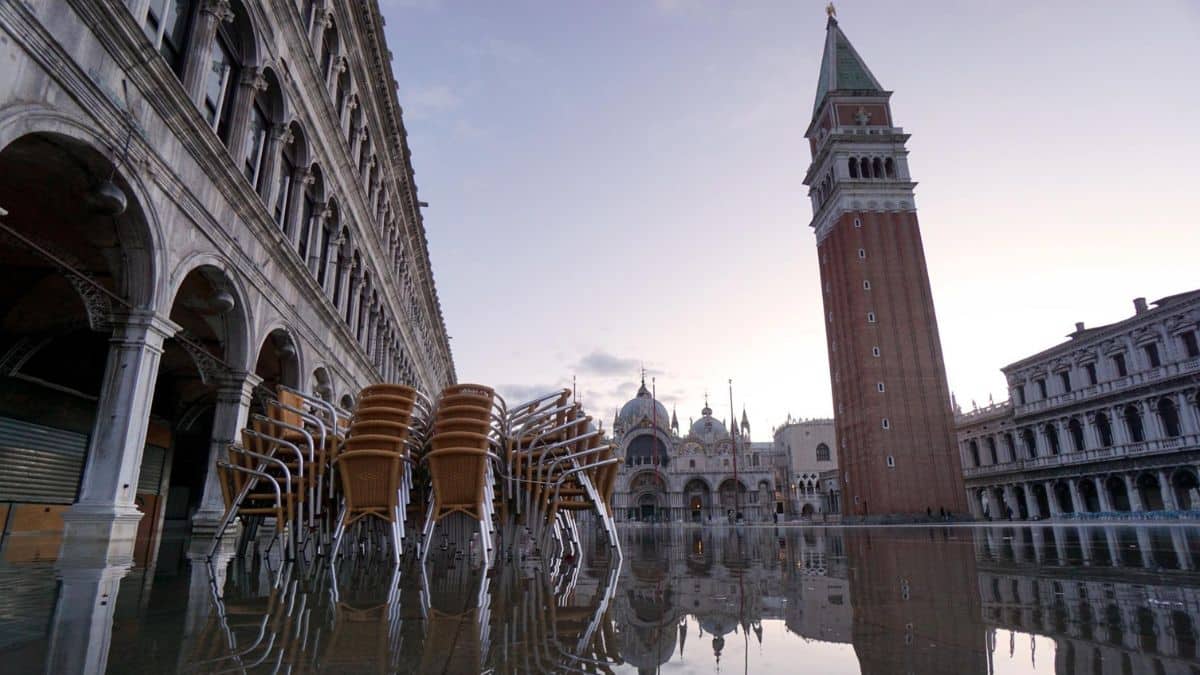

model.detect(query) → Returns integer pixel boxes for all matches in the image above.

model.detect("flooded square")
[2,523,1198,673]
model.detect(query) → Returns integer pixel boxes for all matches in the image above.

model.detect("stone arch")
[1105,475,1131,512]
[1171,468,1200,510]
[1136,472,1165,511]
[623,428,671,467]
[0,109,165,309]
[164,254,253,370]
[253,325,302,394]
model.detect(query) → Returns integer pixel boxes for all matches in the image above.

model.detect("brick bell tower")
[804,11,966,518]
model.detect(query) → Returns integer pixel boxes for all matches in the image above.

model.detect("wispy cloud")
[574,350,639,376]
[400,84,462,120]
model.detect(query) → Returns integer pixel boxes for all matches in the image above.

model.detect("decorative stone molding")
[202,0,234,23]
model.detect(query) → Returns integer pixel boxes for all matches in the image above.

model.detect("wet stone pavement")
[1,524,1199,673]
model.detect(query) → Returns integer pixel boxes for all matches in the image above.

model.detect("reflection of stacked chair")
[331,384,431,564]
[418,384,505,566]
[418,556,493,673]
[321,564,404,672]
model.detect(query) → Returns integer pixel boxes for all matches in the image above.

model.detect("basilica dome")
[689,405,729,444]
[618,382,671,431]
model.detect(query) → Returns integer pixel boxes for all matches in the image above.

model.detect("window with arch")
[297,164,323,262]
[863,280,871,290]
[316,202,338,289]
[886,455,895,468]
[853,217,861,228]
[1181,330,1200,358]
[872,157,883,178]
[1094,411,1113,446]
[141,0,194,75]
[1068,417,1086,451]
[857,248,866,259]
[202,2,253,142]
[816,443,830,461]
[867,311,876,323]
[881,418,890,430]
[1021,428,1037,458]
[320,20,339,85]
[860,157,872,179]
[872,346,880,357]
[968,440,980,467]
[1044,423,1060,455]
[1158,398,1181,437]
[244,69,283,191]
[986,437,998,464]
[877,382,885,392]
[848,157,859,178]
[1123,404,1144,443]
[884,157,895,178]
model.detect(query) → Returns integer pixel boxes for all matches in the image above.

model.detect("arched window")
[244,69,283,191]
[346,97,362,154]
[1158,398,1181,437]
[884,157,895,178]
[1068,418,1086,451]
[968,440,980,467]
[860,157,872,179]
[816,443,830,461]
[320,20,339,86]
[872,157,883,178]
[1044,423,1060,455]
[848,157,859,178]
[1095,412,1113,446]
[1124,404,1145,443]
[141,0,194,76]
[1021,428,1037,458]
[202,1,254,142]
[335,66,351,122]
[986,437,998,464]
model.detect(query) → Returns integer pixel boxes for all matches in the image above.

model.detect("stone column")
[1103,526,1120,567]
[307,207,331,276]
[1111,405,1130,444]
[192,371,262,534]
[1171,529,1193,570]
[1083,412,1101,449]
[1044,481,1062,517]
[181,0,233,105]
[225,68,268,168]
[286,168,312,244]
[65,311,179,541]
[1096,476,1114,512]
[260,123,292,208]
[1124,474,1143,512]
[345,268,361,327]
[1002,485,1018,519]
[967,489,983,519]
[1158,470,1179,511]
[1052,526,1069,564]
[1068,479,1085,513]
[45,535,135,675]
[1030,527,1046,563]
[986,488,1003,520]
[317,222,338,291]
[1177,391,1199,435]
[1025,484,1043,519]
[1076,526,1093,564]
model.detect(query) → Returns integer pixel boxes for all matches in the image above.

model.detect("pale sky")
[382,0,1200,436]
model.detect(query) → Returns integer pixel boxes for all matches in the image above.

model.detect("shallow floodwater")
[1,524,1199,673]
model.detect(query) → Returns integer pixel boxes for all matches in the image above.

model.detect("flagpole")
[728,378,740,521]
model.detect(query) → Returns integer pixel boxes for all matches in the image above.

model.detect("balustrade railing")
[1013,358,1200,417]
[963,433,1200,478]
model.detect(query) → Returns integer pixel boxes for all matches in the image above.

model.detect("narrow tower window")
[884,157,896,178]
[863,280,871,290]
[881,418,890,429]
[877,382,885,392]
[872,346,880,357]
[857,248,866,259]
[848,157,859,178]
[886,455,895,467]
[854,217,862,228]
[872,157,884,178]
[867,312,876,323]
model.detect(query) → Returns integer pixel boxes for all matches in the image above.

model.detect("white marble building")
[772,417,839,518]
[0,1,454,552]
[957,291,1200,520]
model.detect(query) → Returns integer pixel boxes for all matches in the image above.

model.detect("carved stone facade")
[771,417,839,517]
[0,0,454,546]
[957,291,1200,520]
[609,381,787,523]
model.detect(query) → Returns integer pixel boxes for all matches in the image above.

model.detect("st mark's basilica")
[609,379,789,523]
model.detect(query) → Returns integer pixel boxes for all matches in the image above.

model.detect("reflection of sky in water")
[2,524,1199,673]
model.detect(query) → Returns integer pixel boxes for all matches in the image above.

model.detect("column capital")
[271,123,295,145]
[110,309,180,348]
[242,67,269,92]
[202,0,235,22]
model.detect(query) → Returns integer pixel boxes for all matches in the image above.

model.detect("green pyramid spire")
[812,16,885,118]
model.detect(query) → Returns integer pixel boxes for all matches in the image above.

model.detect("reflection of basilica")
[609,527,854,671]
[610,379,788,522]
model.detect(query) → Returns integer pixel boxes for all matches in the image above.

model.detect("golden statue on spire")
[826,2,836,19]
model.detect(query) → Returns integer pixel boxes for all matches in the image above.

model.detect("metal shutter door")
[0,416,88,504]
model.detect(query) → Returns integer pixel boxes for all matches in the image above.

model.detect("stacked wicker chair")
[417,384,506,566]
[331,384,431,564]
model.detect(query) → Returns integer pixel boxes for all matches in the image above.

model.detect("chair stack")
[505,390,620,558]
[331,384,431,564]
[418,384,505,566]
